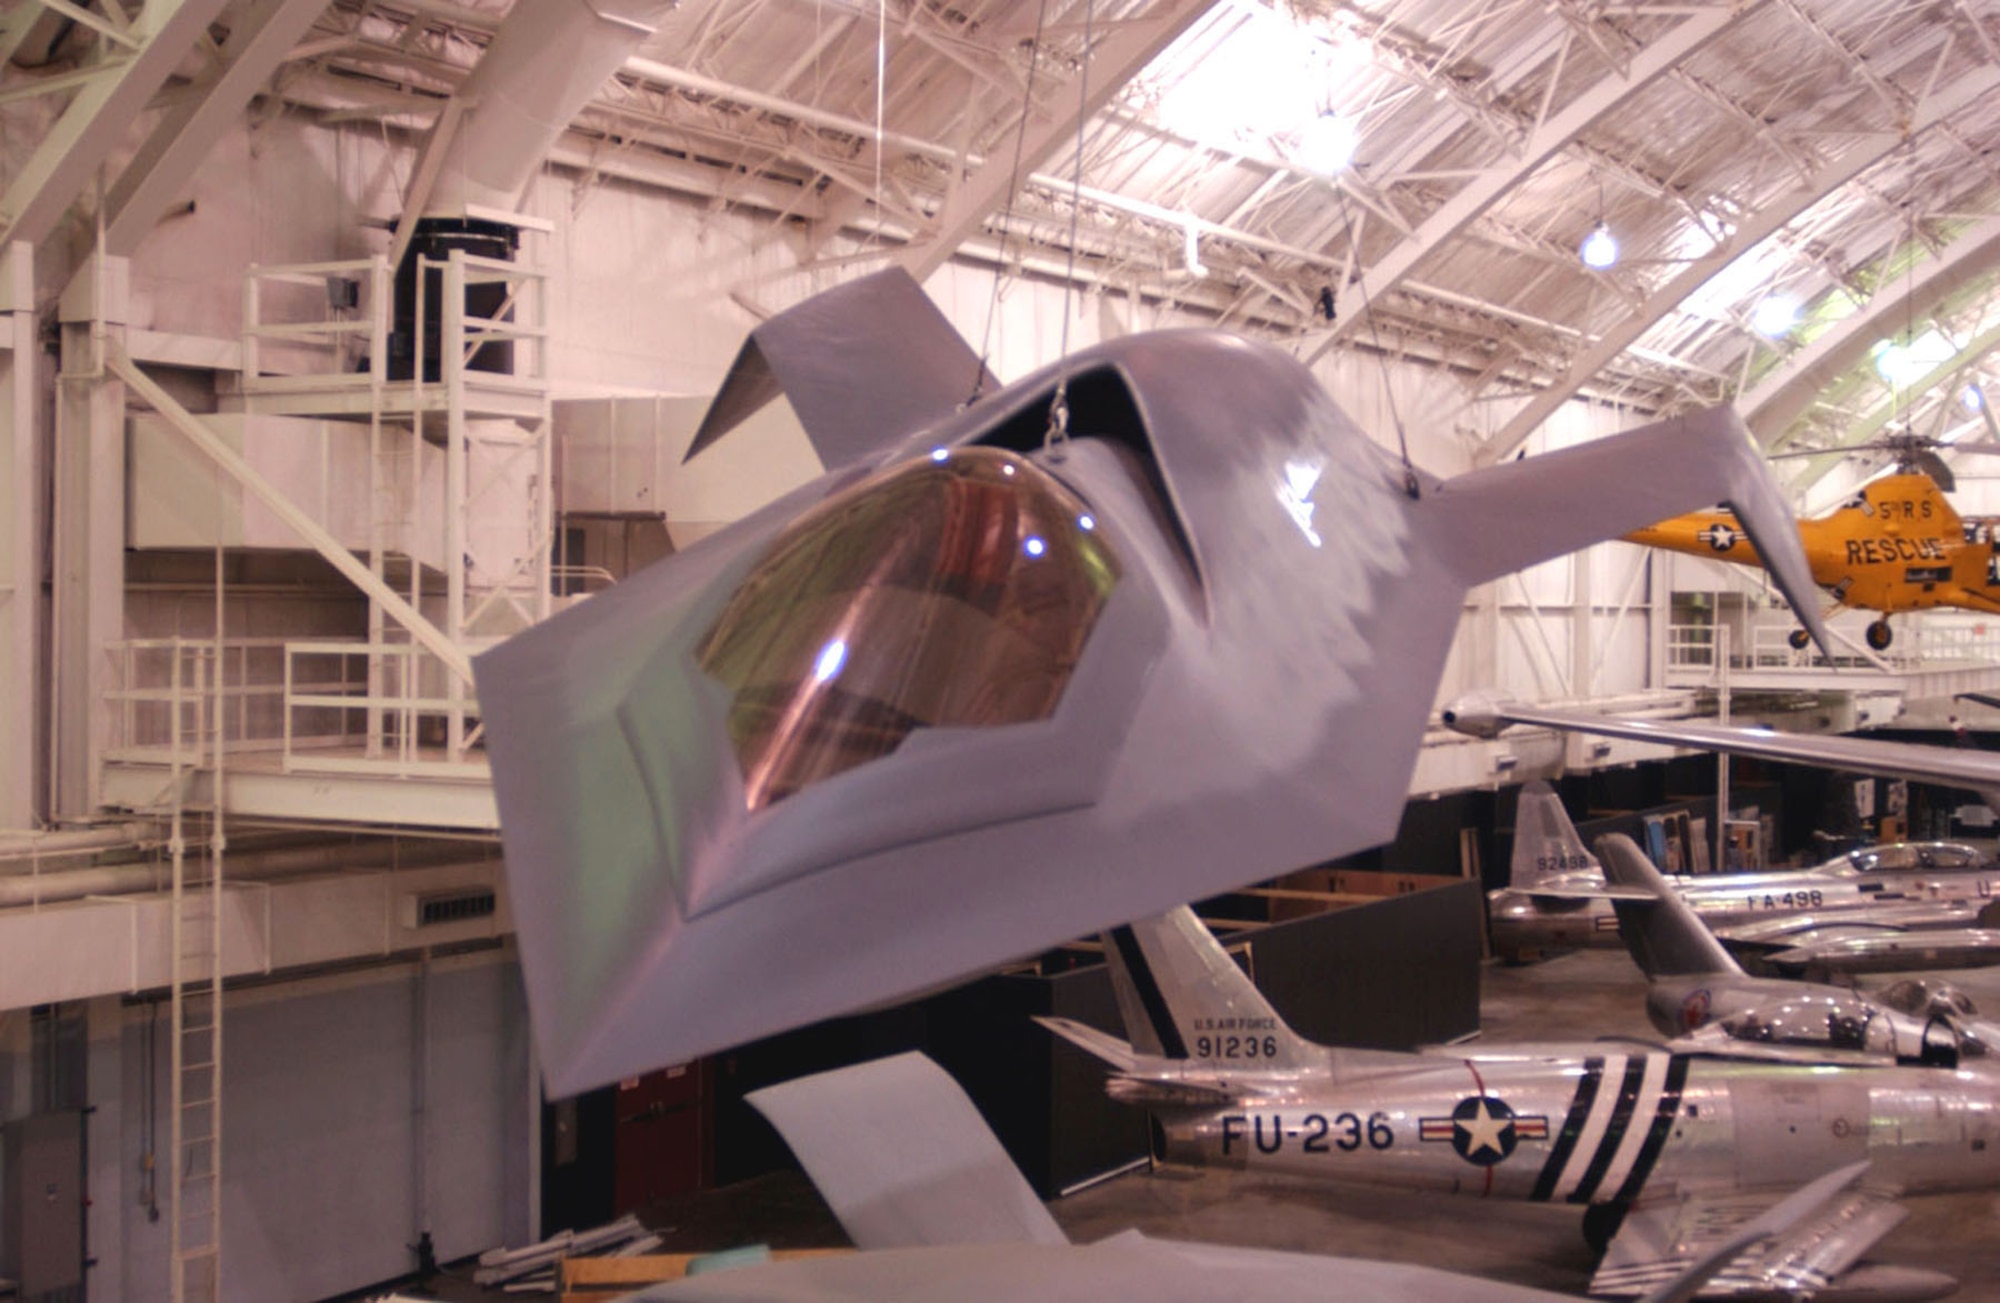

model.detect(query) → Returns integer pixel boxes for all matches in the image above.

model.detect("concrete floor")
[413,948,2000,1301]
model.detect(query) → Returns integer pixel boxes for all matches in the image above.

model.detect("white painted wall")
[99,952,532,1303]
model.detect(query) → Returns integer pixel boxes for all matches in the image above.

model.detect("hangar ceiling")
[7,0,2000,470]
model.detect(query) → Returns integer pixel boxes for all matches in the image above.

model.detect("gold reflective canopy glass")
[698,446,1121,808]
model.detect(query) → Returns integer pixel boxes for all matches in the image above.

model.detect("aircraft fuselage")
[1152,1051,2000,1204]
[1491,847,2000,962]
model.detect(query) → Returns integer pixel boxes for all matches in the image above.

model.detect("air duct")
[388,0,676,380]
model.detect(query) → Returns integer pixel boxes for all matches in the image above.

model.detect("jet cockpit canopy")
[1712,992,1897,1060]
[1828,842,1990,876]
[1876,977,1980,1021]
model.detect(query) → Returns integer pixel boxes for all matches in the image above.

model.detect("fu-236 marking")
[1220,1112,1394,1156]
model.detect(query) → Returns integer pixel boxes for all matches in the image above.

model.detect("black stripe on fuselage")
[1531,1056,1603,1202]
[1109,925,1189,1058]
[1610,1054,1689,1207]
[1567,1056,1648,1205]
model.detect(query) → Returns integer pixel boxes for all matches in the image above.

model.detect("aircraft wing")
[1444,700,2000,791]
[1035,1015,1138,1073]
[1429,408,1829,653]
[1525,884,1659,903]
[1760,926,2000,977]
[746,1052,1068,1251]
[1590,1167,1935,1300]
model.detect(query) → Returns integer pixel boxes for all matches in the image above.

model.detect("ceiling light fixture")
[1578,173,1618,270]
[1751,295,1798,338]
[1579,222,1619,270]
[1296,110,1358,174]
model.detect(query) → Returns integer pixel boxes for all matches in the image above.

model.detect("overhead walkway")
[1664,618,2000,701]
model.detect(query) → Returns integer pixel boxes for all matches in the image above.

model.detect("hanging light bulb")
[1751,295,1798,338]
[1296,110,1359,174]
[1579,222,1619,270]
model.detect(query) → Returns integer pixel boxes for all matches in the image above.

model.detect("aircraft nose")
[698,444,1121,809]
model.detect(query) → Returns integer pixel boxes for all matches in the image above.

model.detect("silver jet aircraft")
[1594,832,2000,1064]
[635,1052,1876,1303]
[1041,902,1993,1299]
[1489,781,2000,974]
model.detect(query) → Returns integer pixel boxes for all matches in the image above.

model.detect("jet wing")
[1525,885,1660,903]
[1589,1169,1939,1299]
[746,1052,1068,1250]
[1445,700,2000,791]
[1035,1015,1139,1073]
[1761,926,2000,977]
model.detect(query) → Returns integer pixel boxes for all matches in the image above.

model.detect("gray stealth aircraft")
[1041,903,1996,1299]
[630,1051,1880,1303]
[474,266,1834,1094]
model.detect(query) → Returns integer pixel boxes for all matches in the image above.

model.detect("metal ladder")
[167,640,223,1303]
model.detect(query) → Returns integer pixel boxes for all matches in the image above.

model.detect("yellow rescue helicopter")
[1627,433,2000,650]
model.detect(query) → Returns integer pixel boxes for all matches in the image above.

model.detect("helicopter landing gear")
[1866,619,1894,651]
[1788,628,1811,650]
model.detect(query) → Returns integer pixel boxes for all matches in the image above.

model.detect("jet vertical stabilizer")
[1597,834,1741,979]
[1102,907,1324,1075]
[1511,781,1598,891]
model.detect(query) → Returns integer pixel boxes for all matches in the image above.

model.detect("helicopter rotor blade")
[1912,447,1957,492]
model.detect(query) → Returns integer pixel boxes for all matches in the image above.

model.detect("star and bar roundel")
[1421,1095,1549,1166]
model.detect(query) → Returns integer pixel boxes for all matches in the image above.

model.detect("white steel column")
[1571,547,1594,703]
[443,253,469,756]
[51,255,127,818]
[0,242,37,828]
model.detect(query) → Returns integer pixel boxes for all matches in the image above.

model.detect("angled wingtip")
[685,268,999,473]
[1430,407,1828,661]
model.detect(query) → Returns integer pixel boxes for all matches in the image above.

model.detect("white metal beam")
[0,243,35,829]
[1787,316,2000,496]
[102,0,331,256]
[1476,63,2000,465]
[1300,2,1760,365]
[1740,211,2000,446]
[896,0,1221,284]
[0,0,234,249]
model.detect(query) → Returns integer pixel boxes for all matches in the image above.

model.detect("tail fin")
[1596,834,1741,978]
[1101,907,1321,1073]
[1510,780,1597,891]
